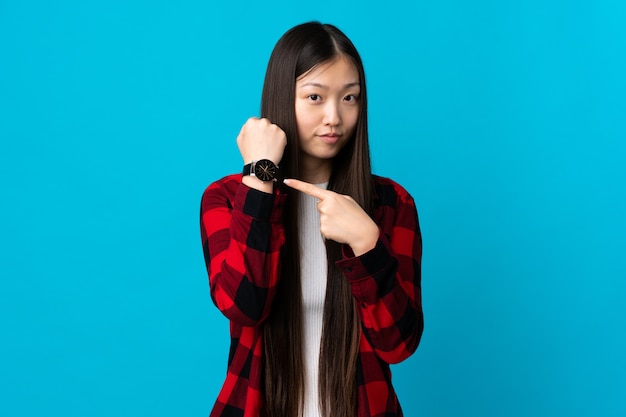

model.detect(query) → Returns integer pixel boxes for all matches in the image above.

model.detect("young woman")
[200,22,423,417]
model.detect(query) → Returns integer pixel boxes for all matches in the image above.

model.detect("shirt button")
[345,267,352,273]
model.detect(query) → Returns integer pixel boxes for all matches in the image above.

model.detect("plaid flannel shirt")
[200,174,423,417]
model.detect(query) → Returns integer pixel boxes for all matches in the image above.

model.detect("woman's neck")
[298,156,332,184]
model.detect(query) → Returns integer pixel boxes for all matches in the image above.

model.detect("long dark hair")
[261,22,375,417]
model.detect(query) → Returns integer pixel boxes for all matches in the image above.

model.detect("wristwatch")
[242,159,280,182]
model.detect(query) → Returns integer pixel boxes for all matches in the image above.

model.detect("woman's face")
[294,56,360,176]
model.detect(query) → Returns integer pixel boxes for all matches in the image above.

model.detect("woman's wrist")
[350,223,379,256]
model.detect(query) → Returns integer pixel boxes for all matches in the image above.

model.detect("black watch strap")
[242,163,253,177]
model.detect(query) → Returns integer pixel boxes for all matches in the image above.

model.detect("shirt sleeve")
[200,177,286,327]
[336,188,423,364]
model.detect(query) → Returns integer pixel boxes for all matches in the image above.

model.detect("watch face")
[254,159,277,182]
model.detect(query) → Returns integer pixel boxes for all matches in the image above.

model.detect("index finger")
[283,178,329,199]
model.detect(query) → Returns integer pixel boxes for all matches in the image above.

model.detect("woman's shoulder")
[372,174,415,206]
[206,173,242,190]
[201,173,242,203]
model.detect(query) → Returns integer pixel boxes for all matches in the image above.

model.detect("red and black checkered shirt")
[200,174,423,417]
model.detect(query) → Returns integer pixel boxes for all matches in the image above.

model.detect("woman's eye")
[308,94,321,101]
[344,94,357,102]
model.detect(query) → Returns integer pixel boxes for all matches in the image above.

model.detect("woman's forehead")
[296,56,359,87]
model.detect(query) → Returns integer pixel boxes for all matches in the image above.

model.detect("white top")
[298,183,328,417]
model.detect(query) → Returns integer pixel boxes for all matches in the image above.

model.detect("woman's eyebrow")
[298,81,360,89]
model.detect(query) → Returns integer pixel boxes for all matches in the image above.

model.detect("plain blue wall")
[1,1,624,416]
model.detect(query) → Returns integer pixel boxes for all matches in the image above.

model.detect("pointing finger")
[283,178,329,199]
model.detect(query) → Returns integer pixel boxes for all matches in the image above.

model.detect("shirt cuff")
[234,183,286,222]
[335,233,392,282]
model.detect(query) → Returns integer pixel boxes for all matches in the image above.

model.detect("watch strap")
[242,162,253,177]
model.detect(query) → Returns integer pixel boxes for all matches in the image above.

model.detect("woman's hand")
[237,117,287,166]
[284,178,379,256]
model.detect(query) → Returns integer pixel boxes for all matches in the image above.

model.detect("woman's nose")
[323,102,340,126]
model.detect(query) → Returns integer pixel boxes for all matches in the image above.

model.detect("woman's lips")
[319,134,341,144]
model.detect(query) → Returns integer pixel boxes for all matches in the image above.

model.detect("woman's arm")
[337,183,423,364]
[200,175,286,327]
[282,177,423,363]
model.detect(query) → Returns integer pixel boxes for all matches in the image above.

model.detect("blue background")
[1,1,625,416]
